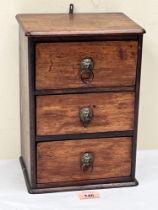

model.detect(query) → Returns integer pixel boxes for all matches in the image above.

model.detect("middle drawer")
[36,92,135,136]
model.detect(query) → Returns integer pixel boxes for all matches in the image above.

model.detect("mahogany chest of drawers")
[16,13,145,193]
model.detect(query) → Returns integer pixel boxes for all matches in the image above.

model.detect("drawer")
[36,41,138,90]
[37,137,132,184]
[36,92,135,136]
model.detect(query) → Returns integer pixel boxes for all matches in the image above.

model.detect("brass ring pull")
[80,107,93,127]
[80,152,95,172]
[80,58,94,84]
[80,70,94,84]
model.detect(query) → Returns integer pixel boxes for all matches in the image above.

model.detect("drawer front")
[37,137,132,184]
[36,41,138,90]
[36,92,135,136]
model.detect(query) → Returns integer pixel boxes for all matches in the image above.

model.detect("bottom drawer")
[37,137,132,184]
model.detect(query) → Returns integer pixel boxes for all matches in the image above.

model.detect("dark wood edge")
[37,176,132,188]
[30,34,140,42]
[20,156,138,194]
[19,156,33,193]
[36,130,134,142]
[28,37,36,187]
[26,31,145,37]
[31,180,138,194]
[131,34,144,179]
[35,86,135,96]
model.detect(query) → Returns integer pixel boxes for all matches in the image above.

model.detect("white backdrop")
[0,0,158,159]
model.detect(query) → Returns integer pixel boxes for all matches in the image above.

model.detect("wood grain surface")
[19,28,32,182]
[37,137,132,184]
[36,92,135,136]
[36,41,138,90]
[16,13,145,36]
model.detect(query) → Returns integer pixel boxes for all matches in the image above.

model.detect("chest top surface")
[16,13,145,36]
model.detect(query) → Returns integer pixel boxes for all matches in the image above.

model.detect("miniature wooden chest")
[16,12,145,193]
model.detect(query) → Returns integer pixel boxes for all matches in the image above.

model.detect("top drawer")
[36,41,138,90]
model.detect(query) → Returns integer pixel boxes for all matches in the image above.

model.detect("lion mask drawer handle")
[80,58,94,84]
[80,152,95,172]
[80,106,93,127]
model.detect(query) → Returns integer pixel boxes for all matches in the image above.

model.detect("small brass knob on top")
[80,152,95,172]
[80,58,94,84]
[69,4,74,15]
[80,107,93,127]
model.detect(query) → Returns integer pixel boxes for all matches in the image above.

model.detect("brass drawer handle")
[80,107,93,127]
[80,58,94,84]
[80,152,95,172]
